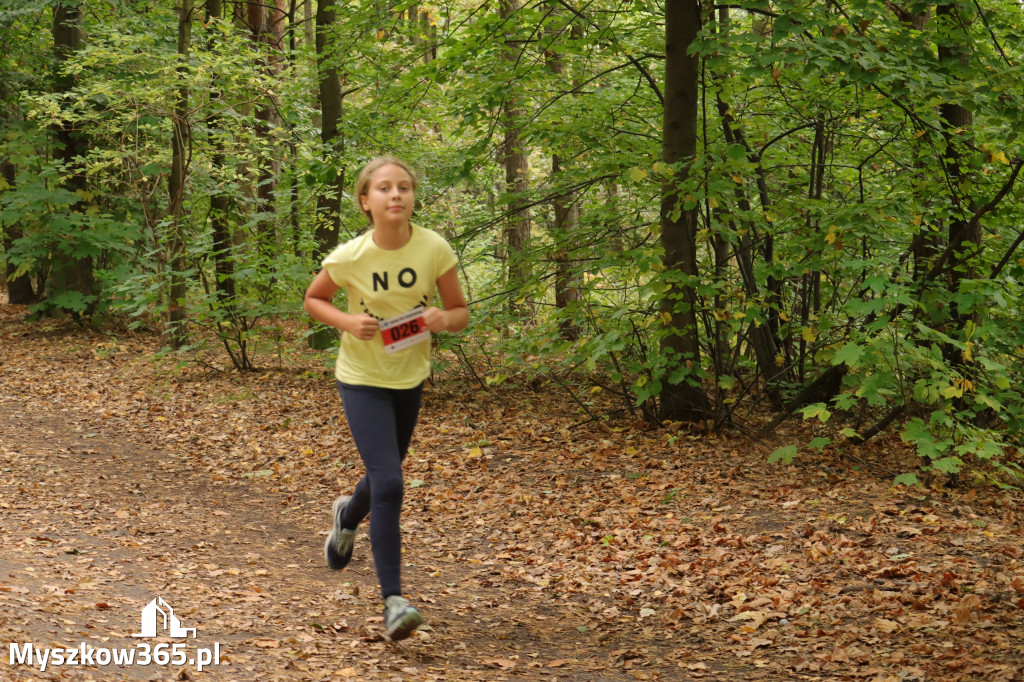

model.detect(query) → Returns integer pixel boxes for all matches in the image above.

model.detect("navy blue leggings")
[336,381,423,599]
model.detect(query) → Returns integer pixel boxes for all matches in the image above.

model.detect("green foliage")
[693,0,1024,483]
[0,137,142,314]
[768,445,799,465]
[2,0,1024,485]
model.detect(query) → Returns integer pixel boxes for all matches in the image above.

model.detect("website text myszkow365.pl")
[9,641,222,673]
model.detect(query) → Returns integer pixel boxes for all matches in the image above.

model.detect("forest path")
[0,308,676,681]
[2,305,1024,681]
[0,396,639,682]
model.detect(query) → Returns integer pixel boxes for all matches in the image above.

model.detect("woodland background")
[2,0,1024,485]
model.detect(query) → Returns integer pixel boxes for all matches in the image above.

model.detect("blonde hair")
[353,155,419,223]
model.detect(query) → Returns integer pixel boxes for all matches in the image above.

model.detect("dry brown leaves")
[1,305,1023,681]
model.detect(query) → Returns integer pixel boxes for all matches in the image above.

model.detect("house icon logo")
[132,597,197,638]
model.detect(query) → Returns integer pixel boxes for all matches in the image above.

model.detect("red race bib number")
[380,307,430,354]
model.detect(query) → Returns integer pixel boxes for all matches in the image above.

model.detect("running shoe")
[383,595,422,641]
[324,495,356,570]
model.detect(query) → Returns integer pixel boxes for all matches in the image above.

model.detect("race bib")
[380,307,430,354]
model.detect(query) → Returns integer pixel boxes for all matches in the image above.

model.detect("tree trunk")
[711,5,785,409]
[659,0,709,421]
[165,0,194,348]
[286,1,301,253]
[302,0,315,46]
[48,2,95,316]
[420,10,437,63]
[714,90,785,408]
[310,0,344,349]
[315,0,344,252]
[935,1,978,391]
[205,0,236,306]
[892,4,939,280]
[503,120,531,299]
[552,153,582,340]
[1,159,37,304]
[547,11,581,340]
[798,118,827,380]
[499,0,531,310]
[246,0,287,255]
[937,1,976,296]
[409,2,421,45]
[0,42,35,305]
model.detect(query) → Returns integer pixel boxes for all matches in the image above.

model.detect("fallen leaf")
[483,658,516,669]
[875,618,900,634]
[952,594,982,625]
[729,610,767,628]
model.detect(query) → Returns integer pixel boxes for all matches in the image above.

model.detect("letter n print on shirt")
[372,268,418,292]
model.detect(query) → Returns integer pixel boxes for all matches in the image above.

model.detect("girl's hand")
[346,313,380,341]
[422,307,448,333]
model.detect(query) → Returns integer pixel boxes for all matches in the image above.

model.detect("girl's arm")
[423,266,469,333]
[303,269,379,340]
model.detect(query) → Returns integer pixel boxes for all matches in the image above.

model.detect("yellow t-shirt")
[322,224,458,389]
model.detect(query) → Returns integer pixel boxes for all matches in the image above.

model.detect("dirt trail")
[0,389,655,681]
[3,307,1024,681]
[2,404,324,678]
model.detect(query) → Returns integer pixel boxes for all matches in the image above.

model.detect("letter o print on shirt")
[398,267,417,288]
[372,268,418,291]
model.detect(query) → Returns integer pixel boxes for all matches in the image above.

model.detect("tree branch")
[970,0,1012,68]
[552,0,663,102]
[627,53,663,104]
[847,403,905,446]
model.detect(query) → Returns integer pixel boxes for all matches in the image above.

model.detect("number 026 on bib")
[380,308,430,354]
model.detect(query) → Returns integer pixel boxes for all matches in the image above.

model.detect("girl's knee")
[373,475,405,502]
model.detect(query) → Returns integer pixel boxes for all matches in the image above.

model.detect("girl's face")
[359,163,415,228]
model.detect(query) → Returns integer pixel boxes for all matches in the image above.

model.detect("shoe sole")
[386,609,423,642]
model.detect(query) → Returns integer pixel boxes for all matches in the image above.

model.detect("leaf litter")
[0,305,1023,680]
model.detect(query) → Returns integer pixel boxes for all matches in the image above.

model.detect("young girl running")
[303,156,468,641]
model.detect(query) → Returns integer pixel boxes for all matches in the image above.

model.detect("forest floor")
[0,303,1023,682]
